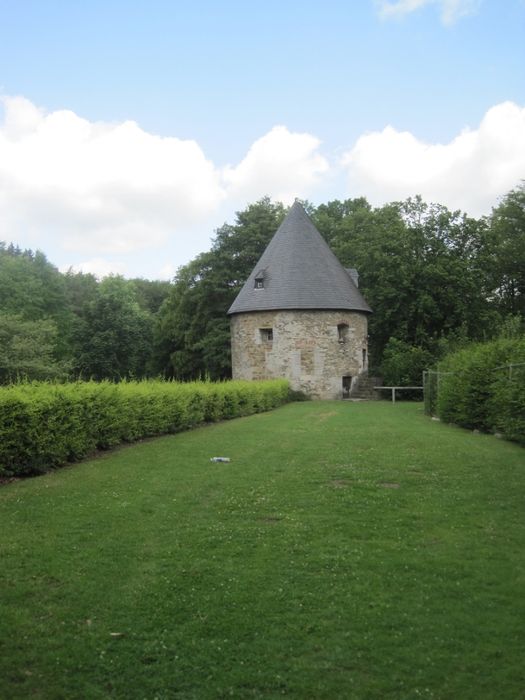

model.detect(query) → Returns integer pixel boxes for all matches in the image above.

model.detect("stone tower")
[227,201,372,399]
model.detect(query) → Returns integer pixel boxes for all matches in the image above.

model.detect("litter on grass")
[210,457,231,463]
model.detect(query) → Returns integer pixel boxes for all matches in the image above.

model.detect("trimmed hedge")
[0,379,290,478]
[436,336,525,444]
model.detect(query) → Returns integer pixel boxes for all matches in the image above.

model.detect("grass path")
[0,402,524,699]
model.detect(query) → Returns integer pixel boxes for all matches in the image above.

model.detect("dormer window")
[254,269,266,289]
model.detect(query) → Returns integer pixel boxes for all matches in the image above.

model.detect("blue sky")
[1,0,524,279]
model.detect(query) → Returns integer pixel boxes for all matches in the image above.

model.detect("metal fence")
[423,362,525,416]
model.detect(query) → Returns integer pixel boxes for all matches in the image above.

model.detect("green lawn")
[1,402,524,699]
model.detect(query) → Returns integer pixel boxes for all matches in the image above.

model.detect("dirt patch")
[379,482,400,489]
[315,411,338,422]
[258,516,283,524]
[0,476,21,487]
[330,479,351,488]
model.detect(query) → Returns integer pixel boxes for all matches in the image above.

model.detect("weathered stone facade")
[230,310,368,399]
[228,201,372,400]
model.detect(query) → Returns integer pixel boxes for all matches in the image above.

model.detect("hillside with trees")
[0,244,171,383]
[1,184,523,384]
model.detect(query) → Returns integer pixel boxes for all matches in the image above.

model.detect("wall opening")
[337,323,349,343]
[260,328,273,342]
[342,375,352,399]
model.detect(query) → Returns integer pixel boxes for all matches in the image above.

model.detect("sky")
[0,0,524,280]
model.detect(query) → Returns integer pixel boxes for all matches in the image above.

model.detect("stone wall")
[230,310,369,399]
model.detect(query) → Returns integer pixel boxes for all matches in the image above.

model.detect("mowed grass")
[0,402,524,700]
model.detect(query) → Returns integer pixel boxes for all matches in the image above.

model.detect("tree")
[73,276,154,380]
[0,245,74,359]
[63,269,99,318]
[0,314,69,383]
[314,196,494,368]
[129,278,173,314]
[155,198,286,379]
[0,245,69,321]
[379,338,433,386]
[483,184,525,316]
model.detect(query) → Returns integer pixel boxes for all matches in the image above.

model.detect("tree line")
[0,246,171,382]
[1,184,523,384]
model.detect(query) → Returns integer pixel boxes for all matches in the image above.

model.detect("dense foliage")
[315,196,499,370]
[0,378,289,477]
[0,243,171,382]
[432,334,525,444]
[1,184,523,383]
[155,198,286,379]
[156,185,524,381]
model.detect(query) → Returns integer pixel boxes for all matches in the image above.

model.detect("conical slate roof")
[227,201,372,315]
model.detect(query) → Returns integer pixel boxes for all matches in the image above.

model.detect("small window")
[337,323,349,343]
[260,328,273,342]
[254,269,266,289]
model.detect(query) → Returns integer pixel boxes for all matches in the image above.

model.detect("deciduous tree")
[73,276,154,380]
[0,314,69,382]
[155,198,286,379]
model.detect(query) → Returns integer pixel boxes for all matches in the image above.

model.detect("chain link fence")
[423,363,525,417]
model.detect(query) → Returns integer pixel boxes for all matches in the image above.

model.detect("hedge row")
[436,336,525,445]
[0,379,290,478]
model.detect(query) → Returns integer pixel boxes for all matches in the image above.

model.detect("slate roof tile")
[227,201,372,315]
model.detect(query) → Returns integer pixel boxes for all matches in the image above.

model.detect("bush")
[488,353,525,445]
[435,336,525,443]
[380,338,433,387]
[0,379,290,478]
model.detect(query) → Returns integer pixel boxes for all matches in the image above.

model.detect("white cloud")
[2,94,523,278]
[341,101,525,216]
[222,126,329,204]
[0,95,224,255]
[376,0,481,24]
[157,262,177,281]
[62,257,127,279]
[0,97,329,270]
[377,0,429,18]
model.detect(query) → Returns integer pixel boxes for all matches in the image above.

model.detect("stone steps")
[349,374,382,400]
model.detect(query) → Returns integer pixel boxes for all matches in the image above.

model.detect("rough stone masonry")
[228,201,372,400]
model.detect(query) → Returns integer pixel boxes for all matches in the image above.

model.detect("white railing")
[374,386,424,404]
